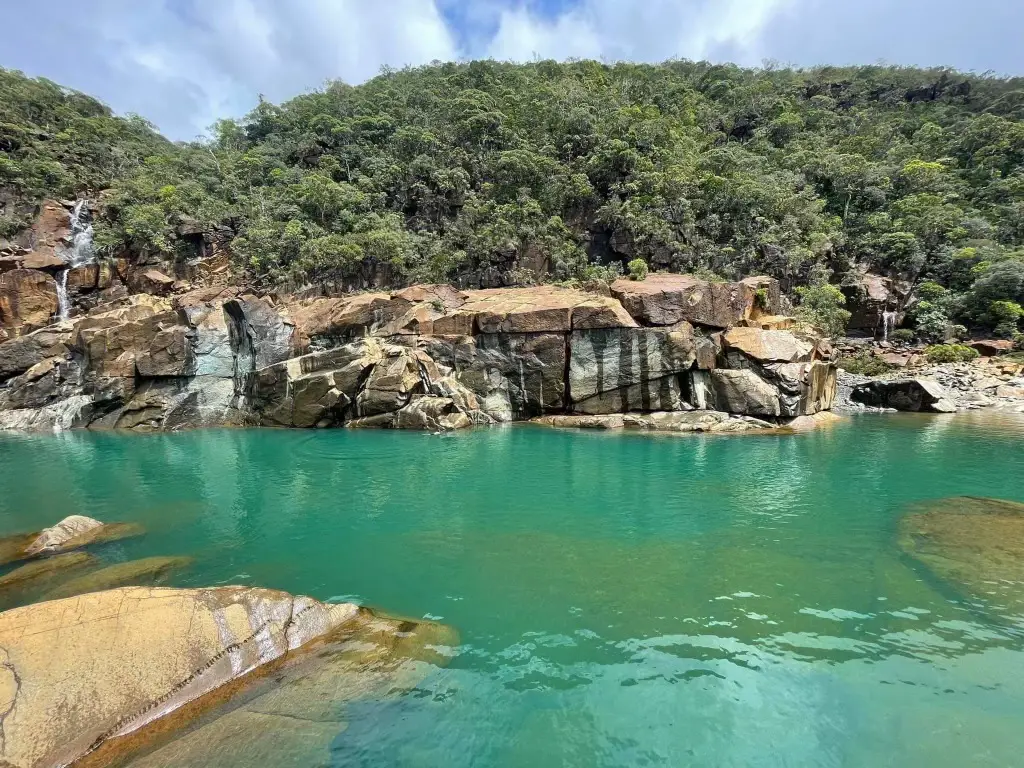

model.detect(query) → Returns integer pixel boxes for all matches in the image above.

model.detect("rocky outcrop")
[841,271,907,335]
[0,586,363,768]
[90,605,457,768]
[0,274,840,432]
[851,377,956,413]
[0,269,58,334]
[0,516,142,566]
[610,273,779,328]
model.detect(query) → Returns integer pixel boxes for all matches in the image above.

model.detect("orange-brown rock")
[721,327,815,364]
[611,273,770,329]
[130,268,175,296]
[0,587,362,768]
[0,269,58,334]
[67,263,100,292]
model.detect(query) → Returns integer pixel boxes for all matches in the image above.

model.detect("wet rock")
[43,556,193,600]
[532,414,626,429]
[0,517,142,565]
[899,496,1024,606]
[623,410,776,433]
[784,411,845,431]
[420,332,566,421]
[841,271,906,334]
[851,377,956,413]
[24,514,104,556]
[103,608,457,768]
[0,552,96,594]
[0,269,58,335]
[0,586,363,768]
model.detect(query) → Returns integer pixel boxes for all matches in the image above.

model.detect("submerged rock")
[0,586,363,768]
[43,556,192,600]
[0,551,96,591]
[899,497,1024,605]
[107,609,458,768]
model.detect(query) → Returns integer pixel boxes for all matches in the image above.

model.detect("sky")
[5,0,1024,141]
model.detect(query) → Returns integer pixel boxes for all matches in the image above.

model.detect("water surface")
[2,413,1024,767]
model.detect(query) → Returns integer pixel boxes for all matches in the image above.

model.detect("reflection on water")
[1,411,1024,766]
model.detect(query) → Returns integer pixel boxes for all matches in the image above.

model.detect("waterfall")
[881,311,897,341]
[56,269,71,321]
[67,200,95,267]
[55,200,96,321]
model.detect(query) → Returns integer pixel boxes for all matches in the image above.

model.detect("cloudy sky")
[5,0,1024,140]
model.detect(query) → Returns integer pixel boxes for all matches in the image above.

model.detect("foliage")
[924,344,980,363]
[0,68,169,211]
[794,283,851,337]
[890,328,916,344]
[838,352,897,376]
[627,258,649,281]
[4,61,1024,300]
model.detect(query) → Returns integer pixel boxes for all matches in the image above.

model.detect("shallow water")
[2,413,1024,767]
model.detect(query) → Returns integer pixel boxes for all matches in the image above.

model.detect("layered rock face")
[0,271,839,431]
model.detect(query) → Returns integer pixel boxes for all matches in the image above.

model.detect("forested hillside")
[3,60,1024,338]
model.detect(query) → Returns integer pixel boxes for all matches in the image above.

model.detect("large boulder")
[710,369,782,418]
[90,607,457,768]
[610,273,776,329]
[78,308,194,378]
[0,269,58,334]
[764,360,838,416]
[720,327,815,364]
[852,378,956,413]
[0,587,362,768]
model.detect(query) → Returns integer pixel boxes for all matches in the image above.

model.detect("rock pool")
[2,413,1024,767]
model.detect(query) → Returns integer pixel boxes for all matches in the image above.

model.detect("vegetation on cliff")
[2,60,1024,337]
[0,69,169,235]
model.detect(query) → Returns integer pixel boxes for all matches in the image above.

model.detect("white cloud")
[484,0,795,64]
[4,0,1023,141]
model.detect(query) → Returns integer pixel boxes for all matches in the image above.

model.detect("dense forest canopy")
[3,59,1024,338]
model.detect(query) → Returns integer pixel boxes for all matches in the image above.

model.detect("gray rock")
[710,369,782,417]
[851,377,956,413]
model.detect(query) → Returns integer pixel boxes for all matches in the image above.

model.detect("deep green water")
[2,414,1024,767]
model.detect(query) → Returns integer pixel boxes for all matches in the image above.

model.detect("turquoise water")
[2,414,1024,767]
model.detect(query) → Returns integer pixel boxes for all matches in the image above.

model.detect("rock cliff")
[0,201,839,432]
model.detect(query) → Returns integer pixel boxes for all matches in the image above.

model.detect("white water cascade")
[56,200,96,321]
[881,310,897,341]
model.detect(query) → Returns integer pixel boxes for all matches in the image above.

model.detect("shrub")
[795,283,851,338]
[754,288,770,311]
[627,259,649,281]
[890,328,915,345]
[924,344,980,363]
[838,352,897,376]
[912,301,951,343]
